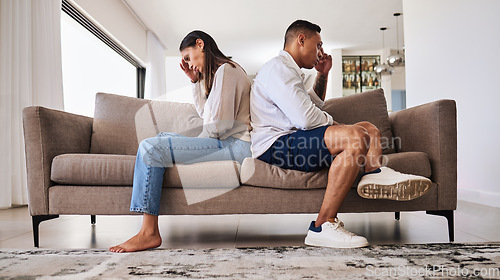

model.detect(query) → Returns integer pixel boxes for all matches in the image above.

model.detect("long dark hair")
[179,30,235,96]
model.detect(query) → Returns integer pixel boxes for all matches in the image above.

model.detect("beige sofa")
[23,89,457,247]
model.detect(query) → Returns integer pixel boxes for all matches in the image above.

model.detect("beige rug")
[1,243,499,279]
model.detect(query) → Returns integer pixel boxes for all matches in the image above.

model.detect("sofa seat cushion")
[240,152,431,190]
[51,154,241,189]
[51,154,135,186]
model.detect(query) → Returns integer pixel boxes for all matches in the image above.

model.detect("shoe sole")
[357,179,431,201]
[304,236,369,249]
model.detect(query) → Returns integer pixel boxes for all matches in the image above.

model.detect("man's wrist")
[317,71,329,77]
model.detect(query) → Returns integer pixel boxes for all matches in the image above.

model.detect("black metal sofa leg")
[426,210,454,242]
[32,215,59,248]
[395,212,400,220]
[91,215,96,225]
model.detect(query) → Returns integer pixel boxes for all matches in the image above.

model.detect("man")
[250,20,431,248]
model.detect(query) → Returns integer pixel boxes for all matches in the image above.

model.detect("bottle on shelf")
[342,55,381,95]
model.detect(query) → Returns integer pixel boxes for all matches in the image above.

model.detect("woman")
[109,31,252,253]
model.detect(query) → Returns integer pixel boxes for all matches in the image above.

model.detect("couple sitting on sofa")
[109,20,431,253]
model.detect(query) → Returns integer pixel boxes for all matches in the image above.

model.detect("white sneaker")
[357,167,432,201]
[304,219,368,248]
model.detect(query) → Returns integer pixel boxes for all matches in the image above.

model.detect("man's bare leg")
[109,213,162,253]
[315,125,369,227]
[354,121,383,173]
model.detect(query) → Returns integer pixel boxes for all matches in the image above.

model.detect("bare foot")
[109,231,162,253]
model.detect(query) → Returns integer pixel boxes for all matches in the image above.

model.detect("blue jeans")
[130,132,252,215]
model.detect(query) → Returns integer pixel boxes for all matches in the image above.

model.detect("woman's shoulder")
[217,62,247,78]
[217,63,250,87]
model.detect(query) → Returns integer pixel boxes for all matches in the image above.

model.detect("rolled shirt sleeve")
[307,87,325,109]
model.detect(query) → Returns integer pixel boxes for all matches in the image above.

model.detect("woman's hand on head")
[180,59,199,83]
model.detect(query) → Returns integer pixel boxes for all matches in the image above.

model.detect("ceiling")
[124,0,404,74]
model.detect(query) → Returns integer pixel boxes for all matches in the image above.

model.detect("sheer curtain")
[144,30,166,100]
[0,0,64,208]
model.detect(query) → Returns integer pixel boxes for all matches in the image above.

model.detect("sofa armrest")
[23,106,93,216]
[389,100,457,210]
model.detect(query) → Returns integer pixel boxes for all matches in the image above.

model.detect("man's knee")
[324,125,369,152]
[347,126,370,154]
[355,121,380,137]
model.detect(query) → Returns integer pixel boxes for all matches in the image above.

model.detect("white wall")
[72,0,147,64]
[164,56,193,103]
[380,47,392,111]
[403,0,500,208]
[329,49,343,99]
[391,66,405,91]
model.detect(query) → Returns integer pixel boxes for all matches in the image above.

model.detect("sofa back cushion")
[90,92,203,155]
[322,89,395,154]
[91,90,394,155]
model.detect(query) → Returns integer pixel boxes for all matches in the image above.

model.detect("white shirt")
[192,63,252,141]
[250,50,334,158]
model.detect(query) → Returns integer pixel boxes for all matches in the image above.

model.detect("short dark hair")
[284,20,321,48]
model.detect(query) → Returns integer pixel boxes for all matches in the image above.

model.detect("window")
[60,2,144,117]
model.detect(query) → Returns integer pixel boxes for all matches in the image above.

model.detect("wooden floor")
[0,200,498,249]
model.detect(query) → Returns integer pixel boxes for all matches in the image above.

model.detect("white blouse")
[191,63,251,141]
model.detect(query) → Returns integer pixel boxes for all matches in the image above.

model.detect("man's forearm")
[313,72,328,101]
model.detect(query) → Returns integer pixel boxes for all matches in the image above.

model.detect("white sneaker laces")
[326,219,356,237]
